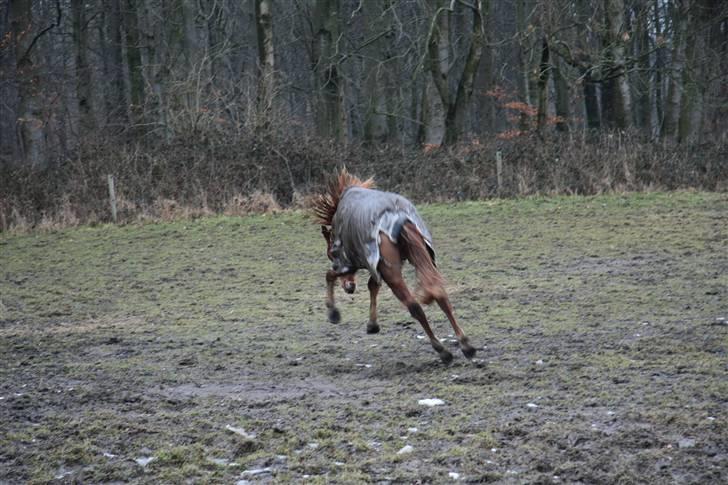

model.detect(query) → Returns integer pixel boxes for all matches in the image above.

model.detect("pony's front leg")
[325,269,341,323]
[367,276,381,334]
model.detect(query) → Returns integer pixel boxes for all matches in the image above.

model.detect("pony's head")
[321,225,356,293]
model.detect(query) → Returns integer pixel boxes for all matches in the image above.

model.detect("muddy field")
[1,192,726,483]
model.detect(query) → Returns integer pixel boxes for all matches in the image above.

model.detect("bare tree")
[2,0,727,173]
[311,0,347,141]
[71,0,93,131]
[426,0,486,145]
[601,0,632,129]
[6,0,62,167]
[255,0,275,128]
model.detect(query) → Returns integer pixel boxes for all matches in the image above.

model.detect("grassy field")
[1,192,726,483]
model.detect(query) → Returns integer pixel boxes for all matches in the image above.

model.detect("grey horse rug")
[330,186,435,281]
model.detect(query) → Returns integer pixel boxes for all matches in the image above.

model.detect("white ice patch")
[449,471,461,480]
[135,456,155,467]
[397,445,414,455]
[226,425,256,440]
[54,469,73,480]
[678,438,696,449]
[241,467,272,476]
[418,398,445,407]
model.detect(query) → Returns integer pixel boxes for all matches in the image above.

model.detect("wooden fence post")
[107,174,118,223]
[496,150,503,195]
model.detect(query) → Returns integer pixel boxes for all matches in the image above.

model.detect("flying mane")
[311,168,375,226]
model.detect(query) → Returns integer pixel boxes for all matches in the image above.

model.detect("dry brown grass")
[1,130,725,232]
[223,191,282,216]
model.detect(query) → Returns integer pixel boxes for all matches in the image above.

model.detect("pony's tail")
[400,223,445,305]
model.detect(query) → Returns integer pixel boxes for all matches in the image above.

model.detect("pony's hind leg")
[378,236,453,364]
[399,223,476,359]
[325,269,341,323]
[434,295,476,358]
[367,275,381,334]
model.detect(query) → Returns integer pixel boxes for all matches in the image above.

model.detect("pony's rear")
[399,222,445,305]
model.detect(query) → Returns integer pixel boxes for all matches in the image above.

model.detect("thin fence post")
[107,174,118,223]
[496,150,503,196]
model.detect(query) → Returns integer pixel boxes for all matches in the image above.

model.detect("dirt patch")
[1,192,726,483]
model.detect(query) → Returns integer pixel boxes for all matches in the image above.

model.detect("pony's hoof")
[439,349,454,365]
[462,344,476,359]
[366,321,380,334]
[460,337,476,359]
[328,307,341,324]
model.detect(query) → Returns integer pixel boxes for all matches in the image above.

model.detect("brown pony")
[312,169,475,364]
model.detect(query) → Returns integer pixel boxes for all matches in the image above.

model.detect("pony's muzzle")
[343,280,356,294]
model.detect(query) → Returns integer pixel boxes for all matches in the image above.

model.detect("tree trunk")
[553,56,570,132]
[583,73,601,130]
[11,0,46,167]
[422,76,446,145]
[138,0,171,140]
[678,4,700,143]
[427,0,486,145]
[635,4,652,133]
[104,0,128,127]
[697,0,727,141]
[447,0,485,144]
[0,2,21,166]
[124,0,144,124]
[602,0,632,130]
[653,0,664,133]
[426,0,451,145]
[573,0,600,130]
[662,1,688,138]
[255,0,275,126]
[536,37,550,133]
[313,0,345,141]
[476,0,496,136]
[71,0,93,131]
[362,1,391,144]
[515,0,532,130]
[182,0,206,72]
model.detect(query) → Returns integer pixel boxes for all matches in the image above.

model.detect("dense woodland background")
[0,0,726,230]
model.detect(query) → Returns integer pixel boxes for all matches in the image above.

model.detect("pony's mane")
[311,168,375,226]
